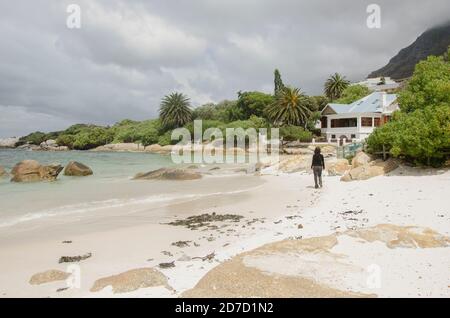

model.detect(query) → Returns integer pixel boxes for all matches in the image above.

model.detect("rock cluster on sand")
[351,151,372,168]
[64,161,93,176]
[327,159,352,176]
[341,152,399,182]
[29,270,70,285]
[10,160,63,182]
[134,168,202,181]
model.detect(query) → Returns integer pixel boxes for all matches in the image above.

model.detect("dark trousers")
[312,166,323,187]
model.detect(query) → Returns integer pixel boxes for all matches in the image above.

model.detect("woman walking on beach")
[311,147,325,189]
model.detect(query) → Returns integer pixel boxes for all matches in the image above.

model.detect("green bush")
[56,135,76,149]
[367,105,450,166]
[111,119,162,145]
[398,54,450,113]
[157,131,174,146]
[367,50,450,166]
[236,91,274,119]
[72,127,114,150]
[279,126,313,143]
[18,131,47,145]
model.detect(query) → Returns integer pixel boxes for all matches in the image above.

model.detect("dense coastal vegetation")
[13,48,450,166]
[367,48,450,166]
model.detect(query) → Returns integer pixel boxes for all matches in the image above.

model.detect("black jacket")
[311,154,325,168]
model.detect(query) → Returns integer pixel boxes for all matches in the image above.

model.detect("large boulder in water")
[64,161,93,176]
[134,168,202,181]
[10,160,63,182]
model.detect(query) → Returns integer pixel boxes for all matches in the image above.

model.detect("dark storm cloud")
[0,0,449,137]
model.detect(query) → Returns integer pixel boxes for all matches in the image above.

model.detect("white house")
[354,77,400,93]
[320,92,399,143]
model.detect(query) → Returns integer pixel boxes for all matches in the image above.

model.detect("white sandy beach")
[0,162,449,298]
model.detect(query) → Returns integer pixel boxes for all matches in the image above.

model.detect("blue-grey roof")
[324,92,397,114]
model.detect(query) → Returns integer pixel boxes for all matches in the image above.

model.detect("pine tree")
[274,69,285,96]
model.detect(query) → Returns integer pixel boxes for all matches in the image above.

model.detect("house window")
[330,118,357,128]
[361,117,373,127]
[331,135,336,139]
[351,134,356,139]
[374,118,381,127]
[320,116,328,128]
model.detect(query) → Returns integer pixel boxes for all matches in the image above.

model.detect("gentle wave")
[0,186,261,228]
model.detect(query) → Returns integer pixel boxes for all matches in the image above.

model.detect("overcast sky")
[0,0,449,137]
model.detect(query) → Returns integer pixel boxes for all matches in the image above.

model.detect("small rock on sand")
[29,270,70,285]
[90,268,173,293]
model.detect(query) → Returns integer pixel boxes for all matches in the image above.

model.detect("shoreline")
[0,172,320,297]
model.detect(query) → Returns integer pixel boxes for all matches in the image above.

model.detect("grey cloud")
[0,0,449,137]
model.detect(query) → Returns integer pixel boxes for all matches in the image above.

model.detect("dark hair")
[314,147,321,155]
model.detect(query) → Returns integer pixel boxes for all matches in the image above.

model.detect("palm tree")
[324,73,350,101]
[266,87,311,127]
[159,92,192,128]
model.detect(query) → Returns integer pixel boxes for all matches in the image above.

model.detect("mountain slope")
[369,22,450,79]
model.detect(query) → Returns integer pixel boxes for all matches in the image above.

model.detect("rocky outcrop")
[91,143,174,154]
[351,152,372,168]
[10,160,63,182]
[144,144,163,153]
[134,168,202,181]
[341,158,399,182]
[0,137,19,148]
[16,143,41,151]
[39,140,68,151]
[283,148,312,155]
[92,143,144,152]
[277,155,311,173]
[64,161,93,176]
[308,145,336,155]
[327,159,352,176]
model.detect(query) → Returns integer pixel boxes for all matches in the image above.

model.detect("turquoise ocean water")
[0,150,259,230]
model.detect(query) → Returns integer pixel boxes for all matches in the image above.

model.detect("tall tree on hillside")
[159,92,192,129]
[266,87,311,127]
[274,69,285,95]
[324,73,350,101]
